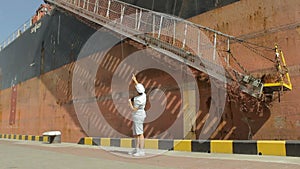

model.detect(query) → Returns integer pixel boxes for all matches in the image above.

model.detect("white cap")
[135,83,145,93]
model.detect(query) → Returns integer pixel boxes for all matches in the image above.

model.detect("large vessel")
[0,0,299,143]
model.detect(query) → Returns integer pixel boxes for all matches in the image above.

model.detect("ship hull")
[0,0,299,142]
[189,0,300,140]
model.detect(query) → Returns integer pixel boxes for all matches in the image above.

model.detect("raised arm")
[129,74,138,111]
[132,74,139,85]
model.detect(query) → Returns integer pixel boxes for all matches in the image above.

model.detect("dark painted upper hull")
[0,0,240,89]
[119,0,240,19]
[0,9,97,89]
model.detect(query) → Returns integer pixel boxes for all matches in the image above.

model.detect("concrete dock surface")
[0,139,300,169]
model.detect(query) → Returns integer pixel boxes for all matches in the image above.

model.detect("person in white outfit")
[128,74,147,157]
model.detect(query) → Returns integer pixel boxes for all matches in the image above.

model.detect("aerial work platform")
[263,45,292,93]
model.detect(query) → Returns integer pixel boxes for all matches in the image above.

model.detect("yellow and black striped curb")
[78,137,300,157]
[0,133,50,143]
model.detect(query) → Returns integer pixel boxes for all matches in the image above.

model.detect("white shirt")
[133,93,147,118]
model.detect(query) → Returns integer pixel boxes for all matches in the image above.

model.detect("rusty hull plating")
[0,0,299,142]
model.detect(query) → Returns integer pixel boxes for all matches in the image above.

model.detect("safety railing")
[46,0,234,74]
[45,0,265,98]
[0,19,32,51]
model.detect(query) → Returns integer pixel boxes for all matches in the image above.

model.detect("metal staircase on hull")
[44,0,291,99]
